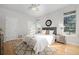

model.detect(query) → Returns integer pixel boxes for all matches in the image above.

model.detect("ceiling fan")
[28,4,40,11]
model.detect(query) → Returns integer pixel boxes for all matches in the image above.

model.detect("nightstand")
[55,34,66,44]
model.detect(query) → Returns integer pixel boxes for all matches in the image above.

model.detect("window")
[64,11,76,34]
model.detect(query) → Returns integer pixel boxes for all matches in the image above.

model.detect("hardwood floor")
[4,39,23,55]
[50,43,79,55]
[3,39,79,55]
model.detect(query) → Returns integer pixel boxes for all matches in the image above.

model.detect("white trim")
[66,41,79,46]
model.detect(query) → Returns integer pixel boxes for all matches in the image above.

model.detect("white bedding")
[33,34,55,54]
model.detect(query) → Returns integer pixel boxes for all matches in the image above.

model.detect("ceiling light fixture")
[29,4,40,11]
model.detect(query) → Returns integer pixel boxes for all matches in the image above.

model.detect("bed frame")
[42,27,57,35]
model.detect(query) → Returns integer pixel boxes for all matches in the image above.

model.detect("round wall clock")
[45,19,52,26]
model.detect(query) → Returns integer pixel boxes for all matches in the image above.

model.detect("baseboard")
[66,42,79,46]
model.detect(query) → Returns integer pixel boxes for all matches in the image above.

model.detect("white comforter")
[33,34,55,54]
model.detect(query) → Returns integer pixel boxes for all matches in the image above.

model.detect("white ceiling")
[0,4,68,17]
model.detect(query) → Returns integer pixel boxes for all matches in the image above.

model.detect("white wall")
[17,16,36,36]
[37,5,79,45]
[0,7,36,41]
[5,16,18,41]
[0,12,5,32]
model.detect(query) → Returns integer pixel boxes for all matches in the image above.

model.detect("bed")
[33,34,55,54]
[24,27,57,54]
[33,27,57,54]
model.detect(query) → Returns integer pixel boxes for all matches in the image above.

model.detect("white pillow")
[49,30,54,35]
[42,30,46,34]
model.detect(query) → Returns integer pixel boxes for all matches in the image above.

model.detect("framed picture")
[45,19,52,26]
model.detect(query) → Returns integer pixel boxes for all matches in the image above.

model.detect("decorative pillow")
[42,30,46,34]
[46,30,49,34]
[49,30,54,35]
